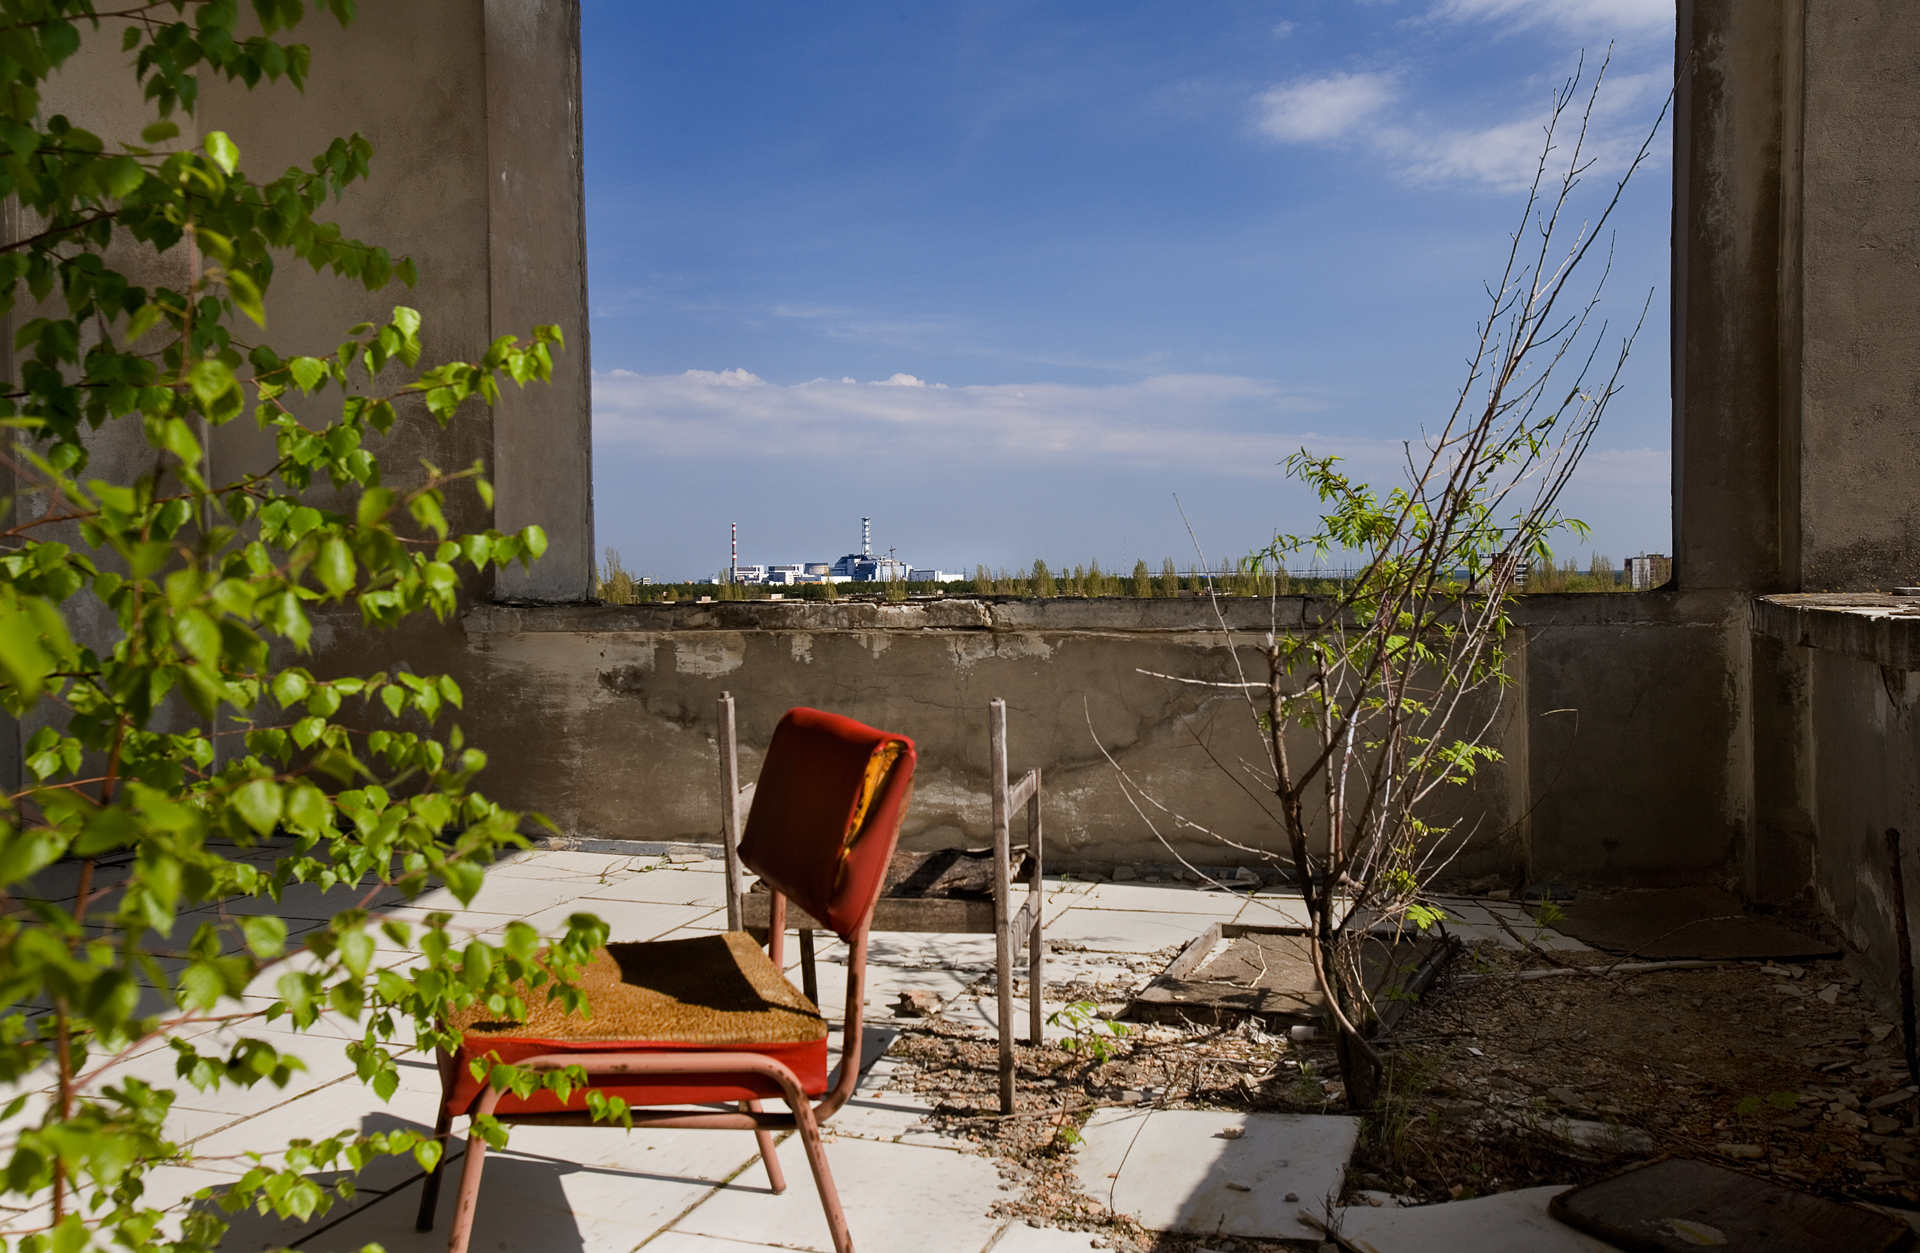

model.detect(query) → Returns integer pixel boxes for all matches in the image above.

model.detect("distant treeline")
[594,550,1643,604]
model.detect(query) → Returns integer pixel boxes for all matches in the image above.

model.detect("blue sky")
[583,0,1676,582]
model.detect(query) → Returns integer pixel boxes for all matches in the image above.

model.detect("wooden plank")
[1008,895,1036,957]
[1006,770,1037,813]
[1026,768,1044,1048]
[1551,1158,1914,1253]
[1126,923,1447,1034]
[990,698,1015,1116]
[718,693,744,932]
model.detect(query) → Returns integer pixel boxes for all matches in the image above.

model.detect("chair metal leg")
[444,1123,491,1253]
[745,1099,786,1192]
[791,1092,855,1253]
[799,927,819,1005]
[414,1108,454,1232]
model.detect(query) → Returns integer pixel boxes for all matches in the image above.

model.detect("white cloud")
[1253,72,1397,142]
[593,369,1342,473]
[1432,0,1673,35]
[1252,60,1669,191]
[1272,20,1297,38]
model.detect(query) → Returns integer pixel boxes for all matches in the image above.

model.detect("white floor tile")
[518,898,725,941]
[671,1135,1004,1253]
[578,870,731,908]
[1071,883,1248,917]
[406,874,611,919]
[1042,910,1215,954]
[1070,1108,1359,1241]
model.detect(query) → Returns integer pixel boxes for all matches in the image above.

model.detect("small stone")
[1111,865,1137,881]
[1868,1088,1916,1109]
[1714,1143,1764,1159]
[1225,1182,1251,1192]
[663,847,707,864]
[1819,983,1842,1004]
[1872,1115,1903,1135]
[893,989,943,1018]
[1285,1191,1300,1202]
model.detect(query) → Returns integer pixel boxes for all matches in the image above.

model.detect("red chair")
[416,707,917,1253]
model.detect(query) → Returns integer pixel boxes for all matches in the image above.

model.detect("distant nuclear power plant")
[724,517,961,585]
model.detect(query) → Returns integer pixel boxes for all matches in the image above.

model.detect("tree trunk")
[1334,1020,1383,1111]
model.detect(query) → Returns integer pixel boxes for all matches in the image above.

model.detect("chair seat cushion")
[443,932,829,1118]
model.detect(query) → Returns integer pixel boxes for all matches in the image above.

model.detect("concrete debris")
[892,989,944,1018]
[1331,1186,1617,1253]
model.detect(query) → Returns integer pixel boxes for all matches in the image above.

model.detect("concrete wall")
[1678,0,1920,595]
[1793,2,1920,591]
[31,1,593,599]
[1754,596,1920,1009]
[446,594,1753,888]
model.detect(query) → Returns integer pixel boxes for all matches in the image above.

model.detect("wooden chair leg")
[443,1121,492,1253]
[1028,926,1045,1047]
[745,1099,787,1192]
[414,1108,454,1232]
[791,1094,855,1253]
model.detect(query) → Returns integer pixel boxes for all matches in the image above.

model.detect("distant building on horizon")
[721,516,963,585]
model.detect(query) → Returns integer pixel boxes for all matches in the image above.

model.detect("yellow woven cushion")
[451,932,827,1046]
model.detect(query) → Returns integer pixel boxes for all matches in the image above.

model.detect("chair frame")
[724,694,1043,1114]
[419,711,908,1253]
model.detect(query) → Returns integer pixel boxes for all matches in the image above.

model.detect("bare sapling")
[1104,54,1665,1111]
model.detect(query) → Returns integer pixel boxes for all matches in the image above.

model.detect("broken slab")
[1070,1107,1358,1241]
[1532,1115,1656,1156]
[1552,888,1840,961]
[1550,1157,1917,1252]
[1127,924,1449,1032]
[1332,1186,1618,1253]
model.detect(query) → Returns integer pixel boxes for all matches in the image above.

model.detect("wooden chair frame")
[723,694,1044,1113]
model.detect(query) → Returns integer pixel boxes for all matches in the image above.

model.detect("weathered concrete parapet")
[453,593,1751,889]
[470,595,1304,636]
[1751,594,1920,672]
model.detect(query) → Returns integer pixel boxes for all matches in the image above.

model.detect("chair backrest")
[737,707,916,941]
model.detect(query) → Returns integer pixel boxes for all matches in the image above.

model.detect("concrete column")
[486,0,594,603]
[1792,1,1920,591]
[1672,0,1791,594]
